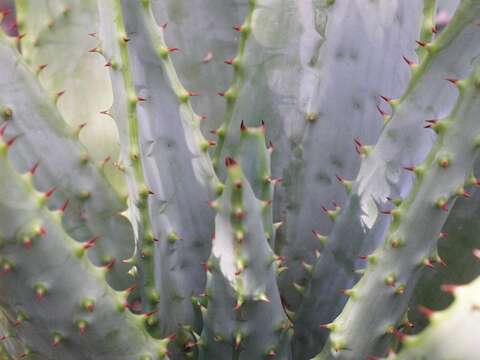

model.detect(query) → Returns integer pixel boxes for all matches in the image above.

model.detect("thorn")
[59,200,69,213]
[233,24,242,32]
[101,156,111,167]
[423,258,435,269]
[403,165,416,172]
[415,40,427,47]
[418,305,434,318]
[224,58,234,65]
[376,105,388,118]
[37,64,48,74]
[36,226,46,237]
[203,51,213,64]
[88,32,96,37]
[102,258,116,270]
[29,161,40,175]
[225,157,237,167]
[233,300,243,311]
[45,187,56,198]
[137,96,146,102]
[167,47,180,53]
[55,90,66,100]
[217,91,226,97]
[83,236,98,249]
[161,23,168,30]
[440,284,458,294]
[240,120,246,131]
[143,309,158,318]
[6,135,19,147]
[379,95,391,103]
[319,323,336,330]
[340,289,355,297]
[88,47,99,53]
[78,323,87,335]
[100,109,113,117]
[267,176,283,185]
[402,55,415,66]
[439,231,448,238]
[432,25,437,34]
[0,122,7,137]
[473,248,480,260]
[445,78,459,85]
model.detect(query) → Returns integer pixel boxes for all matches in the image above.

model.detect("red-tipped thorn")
[441,284,458,293]
[225,157,237,167]
[143,309,158,318]
[203,51,213,64]
[402,56,415,66]
[445,78,459,85]
[224,58,234,65]
[432,25,438,34]
[59,200,69,213]
[473,248,480,260]
[88,32,96,37]
[0,122,7,137]
[439,231,448,238]
[415,40,427,47]
[418,305,434,318]
[161,23,168,30]
[103,258,115,270]
[217,91,226,97]
[168,47,180,53]
[37,226,46,237]
[30,161,40,175]
[45,187,56,198]
[423,258,435,269]
[379,95,391,103]
[83,236,98,249]
[233,24,242,32]
[188,91,199,97]
[6,135,19,147]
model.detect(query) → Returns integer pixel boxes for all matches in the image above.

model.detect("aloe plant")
[0,0,479,359]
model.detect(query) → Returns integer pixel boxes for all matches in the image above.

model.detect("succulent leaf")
[199,158,291,359]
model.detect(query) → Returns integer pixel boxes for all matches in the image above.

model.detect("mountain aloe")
[0,0,479,359]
